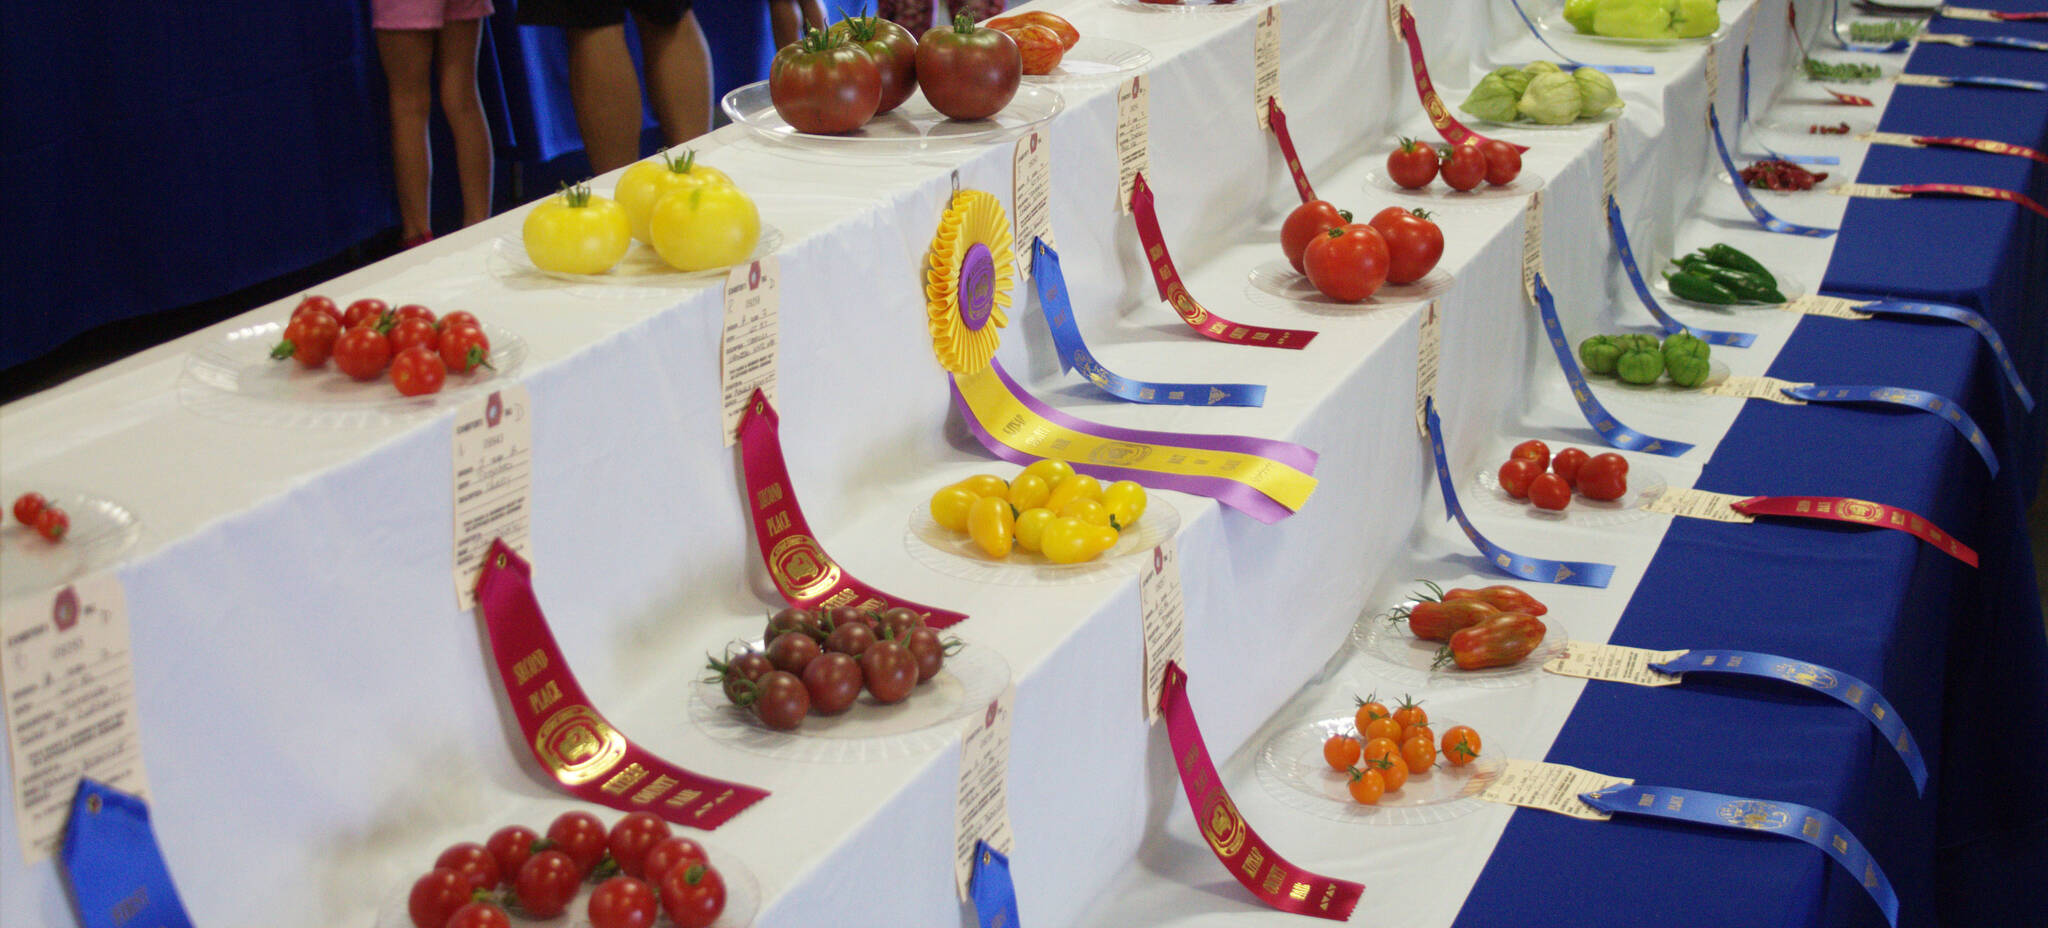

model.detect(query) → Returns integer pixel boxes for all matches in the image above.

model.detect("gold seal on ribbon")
[926,190,1015,375]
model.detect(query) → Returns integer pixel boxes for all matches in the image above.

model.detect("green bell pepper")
[1616,346,1665,385]
[1579,335,1624,374]
[1677,260,1784,303]
[1664,270,1738,305]
[1666,352,1712,388]
[1662,331,1709,363]
[1701,244,1778,289]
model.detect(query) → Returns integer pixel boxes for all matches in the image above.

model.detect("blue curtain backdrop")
[0,0,865,371]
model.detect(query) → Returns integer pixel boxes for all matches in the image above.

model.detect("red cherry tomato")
[485,825,538,883]
[445,902,511,928]
[1529,472,1573,510]
[294,294,341,325]
[546,810,609,876]
[333,326,393,380]
[1439,143,1487,191]
[660,864,728,928]
[1386,137,1440,189]
[1498,459,1541,499]
[1578,453,1630,501]
[1280,200,1353,275]
[1479,139,1523,186]
[607,811,673,879]
[514,850,582,919]
[34,508,68,542]
[589,875,661,928]
[12,493,47,525]
[272,313,340,368]
[1368,207,1444,285]
[1551,447,1590,487]
[390,346,447,397]
[1510,439,1550,470]
[1302,223,1391,303]
[387,317,440,355]
[439,324,492,374]
[435,842,501,893]
[343,298,389,329]
[394,303,436,326]
[642,836,710,885]
[437,310,480,332]
[408,868,471,928]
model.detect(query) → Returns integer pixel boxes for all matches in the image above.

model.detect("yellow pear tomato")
[1040,517,1093,564]
[1044,474,1103,513]
[1013,507,1055,553]
[523,183,630,275]
[1022,459,1075,486]
[967,496,1015,558]
[615,150,731,244]
[1059,498,1110,527]
[1103,480,1147,528]
[1006,474,1050,511]
[930,486,978,532]
[957,474,1009,498]
[649,181,760,272]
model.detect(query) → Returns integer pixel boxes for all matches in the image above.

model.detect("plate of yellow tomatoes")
[905,461,1179,586]
[497,155,779,292]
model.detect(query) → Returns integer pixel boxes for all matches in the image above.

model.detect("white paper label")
[1705,43,1721,103]
[1916,33,1974,47]
[1941,6,2003,22]
[1479,759,1632,821]
[1254,6,1281,129]
[1643,487,1757,523]
[1012,130,1053,285]
[1832,183,1913,200]
[1522,191,1545,303]
[1116,76,1151,215]
[954,682,1016,900]
[721,258,780,446]
[1744,4,1757,46]
[1544,642,1688,687]
[1416,301,1442,438]
[1859,131,1923,149]
[1784,295,1875,320]
[1896,73,1952,88]
[453,384,534,608]
[1601,122,1620,203]
[1138,541,1187,724]
[2,574,148,864]
[1702,376,1812,404]
[1387,0,1406,36]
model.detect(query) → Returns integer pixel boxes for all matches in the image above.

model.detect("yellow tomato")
[1081,522,1120,557]
[930,486,978,532]
[523,184,630,274]
[967,496,1015,558]
[1040,517,1093,564]
[958,474,1009,498]
[1013,507,1055,553]
[1044,474,1103,513]
[1103,480,1147,528]
[615,150,730,244]
[1006,474,1050,511]
[1021,459,1075,486]
[1059,498,1110,527]
[649,182,760,271]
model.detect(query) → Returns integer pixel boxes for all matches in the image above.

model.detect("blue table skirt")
[1457,6,2048,927]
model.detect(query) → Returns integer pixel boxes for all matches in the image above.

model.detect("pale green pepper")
[1616,346,1665,384]
[1579,335,1624,375]
[1666,352,1712,388]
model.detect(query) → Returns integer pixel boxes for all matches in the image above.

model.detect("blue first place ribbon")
[1579,783,1901,927]
[62,778,195,928]
[970,839,1021,928]
[1505,0,1654,74]
[1605,197,1757,348]
[1850,298,2035,411]
[1709,106,1839,238]
[1532,272,1696,457]
[1781,383,2000,476]
[1739,46,1839,166]
[1651,649,1928,793]
[1031,239,1266,408]
[1423,398,1616,588]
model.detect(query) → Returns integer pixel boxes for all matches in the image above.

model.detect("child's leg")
[434,18,494,227]
[769,0,803,47]
[374,29,437,242]
[563,25,645,173]
[635,8,712,146]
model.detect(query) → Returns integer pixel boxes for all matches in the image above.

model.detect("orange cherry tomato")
[1442,726,1482,766]
[1390,696,1428,736]
[1402,736,1436,774]
[1372,754,1408,792]
[1405,723,1435,748]
[1347,767,1385,805]
[1361,737,1400,765]
[1322,735,1361,771]
[1363,718,1402,743]
[1354,696,1390,734]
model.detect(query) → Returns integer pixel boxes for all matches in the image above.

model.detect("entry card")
[721,258,780,446]
[1415,301,1441,438]
[1784,295,1875,320]
[1116,76,1151,215]
[1479,758,1631,821]
[1254,7,1281,129]
[1701,375,1810,404]
[2,574,148,864]
[1012,130,1053,284]
[1602,122,1620,202]
[453,385,534,609]
[1545,642,1687,687]
[1138,540,1187,723]
[1643,487,1756,523]
[1522,191,1545,303]
[954,683,1016,900]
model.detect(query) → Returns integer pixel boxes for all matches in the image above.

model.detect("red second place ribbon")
[738,391,968,628]
[1827,88,1875,106]
[1891,183,2048,219]
[1393,5,1526,153]
[1161,662,1363,920]
[1912,136,2048,165]
[1130,173,1318,350]
[475,542,770,828]
[1731,496,1978,567]
[1265,98,1318,204]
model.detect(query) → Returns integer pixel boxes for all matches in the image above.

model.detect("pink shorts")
[372,0,494,30]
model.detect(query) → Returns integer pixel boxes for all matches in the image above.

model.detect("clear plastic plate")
[1254,715,1504,825]
[904,496,1180,587]
[1534,7,1730,46]
[1463,106,1625,132]
[1653,263,1807,308]
[0,490,141,601]
[489,228,781,294]
[1025,37,1152,83]
[1753,113,1879,138]
[687,640,1010,763]
[179,321,527,429]
[722,81,1063,152]
[1109,0,1272,12]
[374,838,759,927]
[1470,460,1668,528]
[1244,260,1453,314]
[1351,609,1567,689]
[1586,357,1731,405]
[1722,169,1848,197]
[1363,165,1545,203]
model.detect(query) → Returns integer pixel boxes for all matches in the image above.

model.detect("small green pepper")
[1578,335,1624,374]
[1681,263,1783,303]
[1703,244,1777,289]
[1662,332,1710,364]
[1618,333,1662,353]
[1664,270,1738,305]
[1616,347,1665,385]
[1666,352,1712,388]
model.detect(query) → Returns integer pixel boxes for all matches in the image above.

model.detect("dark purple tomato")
[802,652,864,714]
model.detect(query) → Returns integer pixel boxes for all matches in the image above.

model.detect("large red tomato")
[1439,143,1487,191]
[1368,207,1444,285]
[916,15,1020,120]
[770,30,882,133]
[1302,224,1391,303]
[827,16,917,114]
[1386,137,1439,189]
[1281,200,1352,275]
[1478,139,1523,186]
